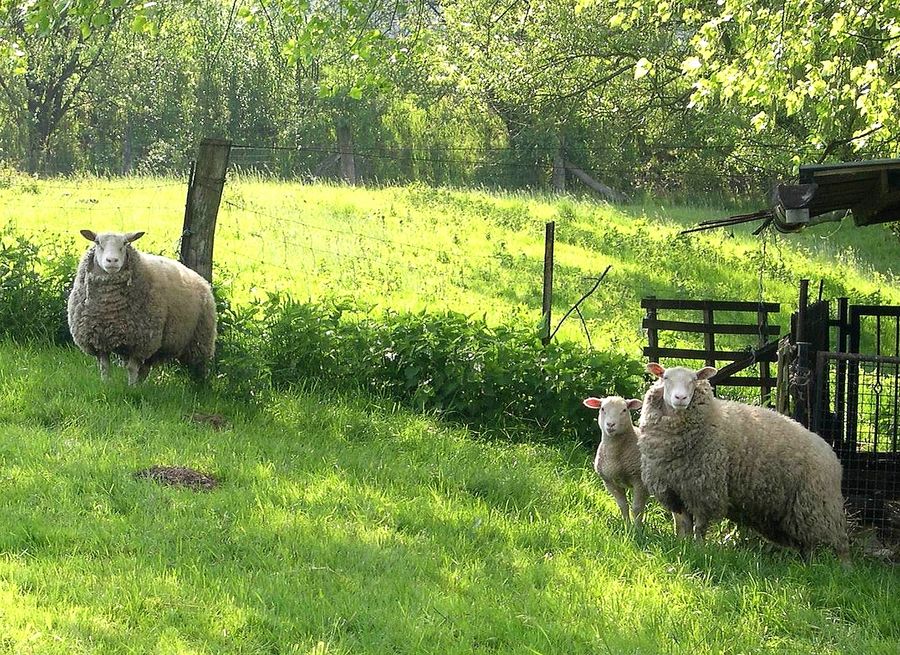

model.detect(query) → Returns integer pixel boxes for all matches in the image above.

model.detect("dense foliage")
[0,1,896,200]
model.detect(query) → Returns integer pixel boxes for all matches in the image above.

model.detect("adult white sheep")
[584,395,649,530]
[638,363,849,561]
[67,230,216,385]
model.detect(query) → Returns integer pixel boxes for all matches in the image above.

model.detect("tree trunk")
[121,117,134,175]
[336,119,356,185]
[565,161,628,203]
[25,114,51,174]
[552,141,566,193]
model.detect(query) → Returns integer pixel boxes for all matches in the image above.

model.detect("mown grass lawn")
[3,175,899,353]
[0,343,898,654]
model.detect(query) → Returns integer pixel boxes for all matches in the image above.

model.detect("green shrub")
[0,229,77,344]
[255,295,643,444]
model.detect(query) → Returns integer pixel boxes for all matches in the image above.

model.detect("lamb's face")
[646,363,717,411]
[583,395,642,437]
[80,230,145,274]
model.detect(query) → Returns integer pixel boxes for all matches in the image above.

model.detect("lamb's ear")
[124,231,145,243]
[583,397,603,410]
[646,362,665,378]
[626,399,642,410]
[80,229,97,242]
[697,366,717,380]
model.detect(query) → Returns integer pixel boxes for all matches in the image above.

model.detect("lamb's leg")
[126,358,143,386]
[137,362,151,382]
[604,481,631,527]
[631,485,649,532]
[97,354,110,381]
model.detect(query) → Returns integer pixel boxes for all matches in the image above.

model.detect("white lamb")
[638,363,850,560]
[583,395,649,530]
[67,230,216,385]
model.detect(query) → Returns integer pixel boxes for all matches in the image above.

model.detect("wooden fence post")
[541,221,555,345]
[181,137,232,283]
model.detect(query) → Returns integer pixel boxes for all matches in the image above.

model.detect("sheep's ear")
[583,397,603,410]
[80,229,97,242]
[626,399,642,410]
[697,366,717,380]
[125,231,145,243]
[646,362,665,378]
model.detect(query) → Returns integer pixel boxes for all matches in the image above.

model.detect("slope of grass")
[3,174,899,354]
[0,343,898,654]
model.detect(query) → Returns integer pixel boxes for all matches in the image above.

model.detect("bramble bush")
[2,233,643,445]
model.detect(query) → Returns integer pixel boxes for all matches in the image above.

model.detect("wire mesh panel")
[814,352,900,536]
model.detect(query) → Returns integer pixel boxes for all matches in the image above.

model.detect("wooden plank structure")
[682,158,900,234]
[779,158,900,227]
[642,297,781,402]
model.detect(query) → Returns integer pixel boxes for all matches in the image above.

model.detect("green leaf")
[681,57,702,73]
[634,58,652,79]
[348,86,363,100]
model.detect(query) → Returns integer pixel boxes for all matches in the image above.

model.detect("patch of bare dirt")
[134,465,218,491]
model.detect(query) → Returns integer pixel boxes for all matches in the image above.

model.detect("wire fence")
[228,143,791,185]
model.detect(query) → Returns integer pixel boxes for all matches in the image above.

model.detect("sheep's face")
[646,363,717,411]
[583,395,642,437]
[81,230,145,274]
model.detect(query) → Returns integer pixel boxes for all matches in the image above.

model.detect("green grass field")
[2,176,900,652]
[3,174,899,353]
[1,344,898,654]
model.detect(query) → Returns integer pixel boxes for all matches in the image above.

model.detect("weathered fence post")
[758,304,771,404]
[181,137,232,283]
[541,221,556,345]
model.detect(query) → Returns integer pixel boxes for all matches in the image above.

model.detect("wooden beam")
[641,298,780,313]
[641,346,777,362]
[642,318,781,336]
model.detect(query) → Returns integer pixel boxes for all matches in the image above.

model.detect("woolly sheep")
[583,395,649,530]
[67,230,216,385]
[638,363,849,560]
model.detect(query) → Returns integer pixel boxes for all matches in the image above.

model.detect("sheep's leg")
[604,481,631,527]
[97,354,110,381]
[137,362,151,382]
[631,485,649,532]
[126,358,143,386]
[674,512,694,539]
[692,516,709,543]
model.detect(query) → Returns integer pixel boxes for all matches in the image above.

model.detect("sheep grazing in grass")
[67,230,216,385]
[638,363,850,561]
[583,395,649,530]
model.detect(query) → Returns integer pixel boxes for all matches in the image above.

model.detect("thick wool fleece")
[67,245,216,375]
[639,380,849,557]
